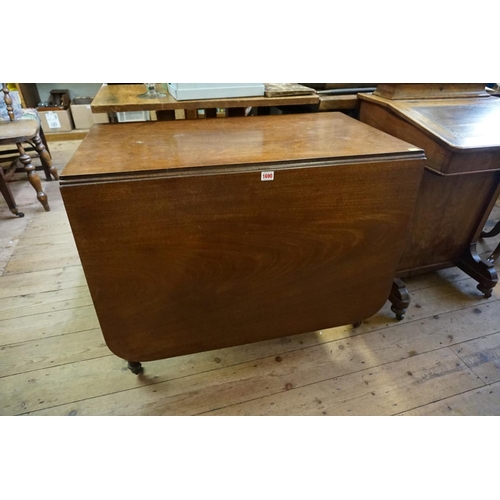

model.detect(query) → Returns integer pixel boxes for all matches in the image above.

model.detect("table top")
[359,93,500,151]
[90,84,320,113]
[61,112,424,180]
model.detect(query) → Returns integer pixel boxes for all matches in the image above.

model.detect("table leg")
[185,109,198,120]
[389,278,410,320]
[127,361,142,375]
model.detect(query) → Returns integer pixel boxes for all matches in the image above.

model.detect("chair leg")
[32,134,58,181]
[0,167,24,217]
[39,126,51,156]
[16,143,50,212]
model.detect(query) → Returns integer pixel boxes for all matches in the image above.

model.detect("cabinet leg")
[127,361,142,375]
[389,278,410,320]
[352,321,362,328]
[457,243,498,298]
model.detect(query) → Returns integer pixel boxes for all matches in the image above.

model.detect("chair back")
[1,84,15,121]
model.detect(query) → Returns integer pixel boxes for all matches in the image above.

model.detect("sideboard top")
[61,112,424,180]
[359,93,500,151]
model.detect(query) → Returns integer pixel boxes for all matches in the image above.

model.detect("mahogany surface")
[60,113,425,364]
[62,113,423,178]
[374,84,488,100]
[90,84,319,114]
[359,89,500,311]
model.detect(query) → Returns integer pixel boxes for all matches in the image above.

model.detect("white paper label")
[86,105,91,109]
[261,171,274,181]
[46,111,61,129]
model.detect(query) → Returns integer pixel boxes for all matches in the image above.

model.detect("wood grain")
[360,93,500,164]
[319,95,359,111]
[0,305,99,346]
[204,349,483,416]
[25,301,499,416]
[60,113,425,364]
[359,96,500,174]
[61,113,423,178]
[62,156,424,362]
[2,137,500,417]
[374,84,488,100]
[0,266,86,299]
[359,90,500,303]
[264,83,316,97]
[0,120,39,145]
[90,84,319,114]
[397,169,500,273]
[450,331,500,384]
[400,381,500,415]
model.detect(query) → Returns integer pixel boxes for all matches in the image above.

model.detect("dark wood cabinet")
[60,113,425,372]
[359,86,500,318]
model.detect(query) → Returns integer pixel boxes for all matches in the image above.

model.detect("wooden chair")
[0,84,59,214]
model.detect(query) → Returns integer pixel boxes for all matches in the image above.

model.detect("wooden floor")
[1,140,500,416]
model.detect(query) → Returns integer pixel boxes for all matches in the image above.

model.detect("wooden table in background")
[60,112,425,374]
[90,84,320,119]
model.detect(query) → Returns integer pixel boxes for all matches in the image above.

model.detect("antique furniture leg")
[0,166,24,217]
[39,126,51,156]
[481,220,500,238]
[457,243,498,298]
[352,322,362,328]
[127,361,142,375]
[389,278,410,320]
[17,143,50,211]
[31,134,58,181]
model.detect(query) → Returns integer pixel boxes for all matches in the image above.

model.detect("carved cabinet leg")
[17,143,50,211]
[457,243,498,298]
[127,361,143,375]
[389,278,410,320]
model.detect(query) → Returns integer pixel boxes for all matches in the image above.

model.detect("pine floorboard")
[1,140,499,416]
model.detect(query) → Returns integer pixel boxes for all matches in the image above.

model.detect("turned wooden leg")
[389,278,410,320]
[0,167,24,217]
[39,126,51,156]
[127,361,142,374]
[481,220,500,239]
[17,143,50,212]
[457,243,498,298]
[32,134,58,181]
